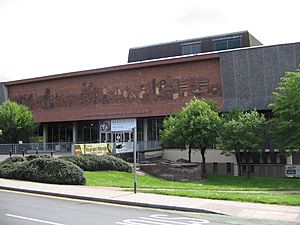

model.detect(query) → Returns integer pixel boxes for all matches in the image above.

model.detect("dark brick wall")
[0,83,8,104]
[238,164,286,177]
[293,153,300,165]
[140,162,202,181]
[206,163,234,176]
[7,57,222,122]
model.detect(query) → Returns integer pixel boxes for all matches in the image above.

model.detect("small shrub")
[0,161,24,178]
[17,158,86,185]
[1,156,25,164]
[0,157,86,185]
[26,154,51,161]
[59,154,132,172]
[58,155,90,170]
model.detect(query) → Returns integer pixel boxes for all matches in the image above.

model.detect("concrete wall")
[220,42,300,111]
[0,83,8,104]
[163,149,237,164]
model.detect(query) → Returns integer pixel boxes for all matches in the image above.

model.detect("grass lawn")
[84,171,300,205]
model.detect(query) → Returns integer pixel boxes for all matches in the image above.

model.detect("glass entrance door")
[100,131,132,143]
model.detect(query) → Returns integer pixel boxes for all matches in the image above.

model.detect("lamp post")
[132,127,137,194]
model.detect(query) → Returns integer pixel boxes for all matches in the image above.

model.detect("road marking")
[116,214,210,225]
[6,214,66,225]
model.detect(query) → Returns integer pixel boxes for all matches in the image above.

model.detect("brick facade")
[7,55,222,122]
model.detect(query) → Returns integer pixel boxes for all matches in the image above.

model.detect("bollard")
[35,147,39,155]
[22,148,25,157]
[9,148,12,157]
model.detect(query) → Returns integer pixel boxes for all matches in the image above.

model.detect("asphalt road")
[0,189,225,225]
[0,190,295,225]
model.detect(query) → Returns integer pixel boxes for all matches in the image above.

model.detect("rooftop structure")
[128,31,262,63]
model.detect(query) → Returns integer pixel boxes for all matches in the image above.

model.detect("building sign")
[285,165,300,177]
[111,118,136,132]
[74,143,113,155]
[115,142,133,154]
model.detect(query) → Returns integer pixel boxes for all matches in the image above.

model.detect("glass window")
[182,42,201,55]
[214,40,227,51]
[77,121,98,143]
[47,122,73,143]
[137,118,144,141]
[213,162,218,173]
[228,38,241,49]
[226,163,232,173]
[147,117,164,141]
[214,37,241,51]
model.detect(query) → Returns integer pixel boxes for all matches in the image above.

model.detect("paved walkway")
[0,178,299,223]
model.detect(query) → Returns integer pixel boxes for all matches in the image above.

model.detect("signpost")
[110,118,137,193]
[132,127,137,194]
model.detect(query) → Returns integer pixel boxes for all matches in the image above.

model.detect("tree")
[0,100,37,143]
[220,110,266,177]
[160,98,221,173]
[269,69,300,152]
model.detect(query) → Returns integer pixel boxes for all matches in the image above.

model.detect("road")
[0,190,295,225]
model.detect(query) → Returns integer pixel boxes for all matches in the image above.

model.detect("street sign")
[111,119,136,132]
[115,142,133,154]
[285,165,300,177]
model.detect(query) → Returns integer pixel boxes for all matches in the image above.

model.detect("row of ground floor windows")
[43,117,164,143]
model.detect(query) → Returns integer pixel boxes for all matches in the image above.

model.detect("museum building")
[1,31,300,174]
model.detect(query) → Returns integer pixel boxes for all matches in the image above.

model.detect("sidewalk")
[0,178,300,223]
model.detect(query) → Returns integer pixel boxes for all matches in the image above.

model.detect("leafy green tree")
[220,110,266,177]
[269,69,300,152]
[160,112,186,150]
[0,100,37,143]
[160,98,221,173]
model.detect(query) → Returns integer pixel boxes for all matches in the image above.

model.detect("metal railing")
[136,141,161,152]
[0,141,161,155]
[0,142,73,155]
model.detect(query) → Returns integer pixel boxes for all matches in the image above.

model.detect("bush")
[1,156,25,164]
[59,154,132,172]
[58,155,90,170]
[0,157,86,185]
[26,154,51,161]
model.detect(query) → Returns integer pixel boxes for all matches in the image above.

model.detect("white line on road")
[5,214,66,225]
[116,214,210,225]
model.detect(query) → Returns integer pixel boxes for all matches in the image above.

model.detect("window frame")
[181,41,202,55]
[213,36,242,51]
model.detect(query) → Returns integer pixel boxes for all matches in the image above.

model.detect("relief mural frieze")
[11,74,222,112]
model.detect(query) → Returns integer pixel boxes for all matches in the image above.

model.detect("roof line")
[5,54,219,86]
[129,30,249,50]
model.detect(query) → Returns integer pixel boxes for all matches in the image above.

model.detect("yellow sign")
[74,143,112,155]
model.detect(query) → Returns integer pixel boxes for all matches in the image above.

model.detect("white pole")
[133,127,137,193]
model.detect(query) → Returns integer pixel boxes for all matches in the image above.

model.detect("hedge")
[26,154,51,161]
[59,154,132,172]
[0,156,86,185]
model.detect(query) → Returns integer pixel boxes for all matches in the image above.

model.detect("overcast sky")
[1,0,300,82]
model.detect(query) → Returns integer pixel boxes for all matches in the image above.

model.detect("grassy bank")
[84,171,300,205]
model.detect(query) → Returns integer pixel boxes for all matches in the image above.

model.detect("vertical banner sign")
[111,118,136,154]
[99,120,111,131]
